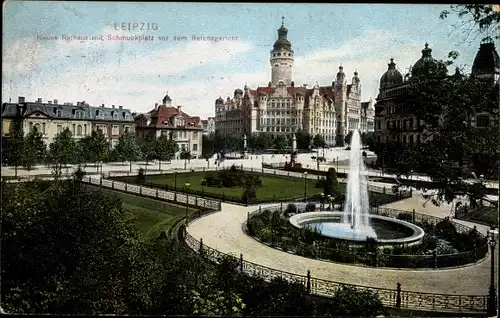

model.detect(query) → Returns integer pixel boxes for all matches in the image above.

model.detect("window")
[42,123,46,134]
[72,124,76,134]
[124,125,130,133]
[56,109,62,117]
[34,123,41,132]
[192,144,198,152]
[84,124,87,135]
[113,112,118,120]
[112,125,119,136]
[193,132,198,139]
[57,125,63,133]
[77,125,82,136]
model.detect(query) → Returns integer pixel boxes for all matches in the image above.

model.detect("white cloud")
[2,28,439,120]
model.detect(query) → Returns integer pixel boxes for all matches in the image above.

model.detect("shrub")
[396,212,413,222]
[305,202,316,212]
[73,165,86,181]
[258,228,273,243]
[137,168,145,183]
[329,286,383,317]
[284,203,297,216]
[315,177,326,189]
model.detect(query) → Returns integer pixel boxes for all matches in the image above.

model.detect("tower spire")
[281,15,285,27]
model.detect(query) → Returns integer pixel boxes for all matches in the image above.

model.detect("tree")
[257,133,273,151]
[88,129,109,174]
[273,135,287,154]
[295,130,311,150]
[440,5,500,43]
[3,129,25,177]
[139,136,157,174]
[361,131,375,150]
[22,127,46,170]
[344,131,353,146]
[180,149,191,170]
[324,168,341,201]
[114,132,139,172]
[201,134,215,160]
[155,134,178,170]
[389,58,499,206]
[49,128,77,178]
[312,134,326,149]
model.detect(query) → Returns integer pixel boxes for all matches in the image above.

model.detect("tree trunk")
[159,160,162,171]
[14,165,18,177]
[145,160,148,175]
[129,161,132,173]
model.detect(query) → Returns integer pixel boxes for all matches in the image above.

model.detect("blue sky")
[3,2,485,118]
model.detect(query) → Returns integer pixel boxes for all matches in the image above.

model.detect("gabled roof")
[137,105,202,129]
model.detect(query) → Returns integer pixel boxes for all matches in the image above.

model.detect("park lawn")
[468,206,498,226]
[99,188,196,238]
[121,171,337,201]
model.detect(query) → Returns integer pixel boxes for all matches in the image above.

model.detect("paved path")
[187,196,498,295]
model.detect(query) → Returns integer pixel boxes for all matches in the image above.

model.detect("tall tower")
[270,16,294,86]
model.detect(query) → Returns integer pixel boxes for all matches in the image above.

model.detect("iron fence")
[246,205,488,269]
[184,231,488,313]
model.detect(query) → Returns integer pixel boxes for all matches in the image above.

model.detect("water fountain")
[289,130,424,247]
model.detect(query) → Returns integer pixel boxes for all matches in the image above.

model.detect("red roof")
[137,105,201,129]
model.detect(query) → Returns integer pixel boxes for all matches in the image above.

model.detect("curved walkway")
[186,196,498,295]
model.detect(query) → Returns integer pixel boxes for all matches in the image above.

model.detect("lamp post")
[487,228,498,316]
[184,182,191,220]
[303,171,308,202]
[321,193,325,211]
[327,194,332,210]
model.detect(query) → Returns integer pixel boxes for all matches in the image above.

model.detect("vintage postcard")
[2,2,499,317]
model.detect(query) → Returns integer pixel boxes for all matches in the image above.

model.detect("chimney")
[291,81,295,87]
[48,100,53,104]
[303,84,307,88]
[37,98,42,103]
[54,99,58,104]
[177,105,182,113]
[102,103,105,107]
[155,102,159,110]
[112,105,115,108]
[18,96,25,103]
[119,105,123,109]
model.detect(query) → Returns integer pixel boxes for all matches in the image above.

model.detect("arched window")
[34,123,41,132]
[77,125,82,136]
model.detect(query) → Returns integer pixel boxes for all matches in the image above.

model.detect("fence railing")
[81,175,221,211]
[245,205,488,269]
[184,231,488,313]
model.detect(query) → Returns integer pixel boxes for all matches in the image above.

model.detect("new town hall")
[215,19,375,146]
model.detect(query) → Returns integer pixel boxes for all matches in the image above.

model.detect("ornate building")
[215,18,374,146]
[374,38,499,167]
[1,97,135,148]
[134,92,203,159]
[201,117,215,135]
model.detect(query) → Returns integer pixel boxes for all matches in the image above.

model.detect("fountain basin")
[289,211,425,248]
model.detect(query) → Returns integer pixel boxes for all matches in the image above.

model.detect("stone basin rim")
[288,211,425,244]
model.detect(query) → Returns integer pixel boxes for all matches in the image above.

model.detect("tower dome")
[215,96,224,104]
[273,17,292,51]
[411,43,446,78]
[471,37,500,78]
[336,65,345,84]
[380,58,403,88]
[234,88,243,97]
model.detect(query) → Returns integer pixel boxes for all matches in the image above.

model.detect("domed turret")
[273,17,292,51]
[472,37,500,80]
[411,43,446,78]
[336,65,345,84]
[352,70,360,86]
[380,58,403,88]
[162,91,172,106]
[234,88,243,99]
[215,96,224,104]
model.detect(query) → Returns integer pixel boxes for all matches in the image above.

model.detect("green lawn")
[120,171,334,202]
[467,206,499,226]
[100,188,197,238]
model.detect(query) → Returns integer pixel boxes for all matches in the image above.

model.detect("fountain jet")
[343,130,376,238]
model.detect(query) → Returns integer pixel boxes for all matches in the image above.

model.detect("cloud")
[2,27,443,120]
[3,39,49,75]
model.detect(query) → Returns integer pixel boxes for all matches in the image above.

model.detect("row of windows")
[271,52,293,57]
[377,134,422,144]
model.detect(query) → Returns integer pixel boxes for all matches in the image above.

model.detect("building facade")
[1,97,135,147]
[201,117,216,135]
[134,92,203,159]
[214,19,374,145]
[374,39,499,148]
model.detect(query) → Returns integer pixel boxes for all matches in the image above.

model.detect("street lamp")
[487,228,498,316]
[184,182,191,220]
[321,193,325,210]
[327,194,332,210]
[303,171,308,202]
